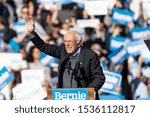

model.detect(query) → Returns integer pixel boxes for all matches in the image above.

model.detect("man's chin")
[67,51,74,56]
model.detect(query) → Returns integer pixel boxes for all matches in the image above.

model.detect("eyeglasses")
[63,40,75,44]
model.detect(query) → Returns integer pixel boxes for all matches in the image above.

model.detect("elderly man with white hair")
[26,16,105,100]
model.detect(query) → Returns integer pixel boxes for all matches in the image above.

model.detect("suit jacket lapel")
[61,45,69,63]
[79,47,85,66]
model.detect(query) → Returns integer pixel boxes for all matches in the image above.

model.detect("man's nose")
[66,42,70,46]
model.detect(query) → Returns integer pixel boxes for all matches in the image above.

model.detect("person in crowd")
[27,46,44,69]
[26,16,105,100]
[90,43,109,70]
[0,0,10,26]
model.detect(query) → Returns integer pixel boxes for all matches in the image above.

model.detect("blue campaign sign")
[53,0,72,4]
[130,27,150,40]
[126,40,146,57]
[137,97,150,100]
[109,36,127,51]
[101,60,109,70]
[99,94,126,100]
[52,89,89,100]
[0,67,14,91]
[71,0,88,8]
[108,46,129,66]
[100,70,122,95]
[112,8,134,26]
[39,53,59,67]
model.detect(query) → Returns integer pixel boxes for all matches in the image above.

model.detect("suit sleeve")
[30,34,61,59]
[88,54,105,91]
[144,40,150,51]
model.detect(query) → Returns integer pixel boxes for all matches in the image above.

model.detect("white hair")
[64,31,82,46]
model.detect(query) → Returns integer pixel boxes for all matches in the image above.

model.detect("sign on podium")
[47,88,94,100]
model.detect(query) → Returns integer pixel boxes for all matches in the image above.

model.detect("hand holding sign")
[100,70,122,95]
[0,67,14,91]
[12,80,47,100]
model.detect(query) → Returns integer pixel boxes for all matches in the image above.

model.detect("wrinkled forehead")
[64,32,76,41]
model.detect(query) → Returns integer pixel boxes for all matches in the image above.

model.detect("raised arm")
[26,16,61,58]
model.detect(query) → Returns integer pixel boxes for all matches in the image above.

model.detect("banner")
[12,80,47,100]
[100,70,122,95]
[141,0,150,2]
[109,36,128,51]
[108,0,116,10]
[100,94,125,100]
[77,19,100,28]
[0,53,22,69]
[52,0,72,4]
[39,53,59,67]
[71,0,86,8]
[126,40,147,57]
[130,27,150,40]
[85,0,108,16]
[0,38,5,51]
[71,0,86,4]
[108,46,129,66]
[0,67,14,91]
[142,2,150,18]
[21,69,50,83]
[52,89,89,100]
[129,0,140,20]
[112,8,134,26]
[37,0,72,10]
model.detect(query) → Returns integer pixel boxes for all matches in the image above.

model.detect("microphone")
[75,61,81,71]
[66,61,71,75]
[73,61,82,80]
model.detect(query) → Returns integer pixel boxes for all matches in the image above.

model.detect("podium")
[47,88,94,100]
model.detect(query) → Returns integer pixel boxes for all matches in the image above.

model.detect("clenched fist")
[26,16,35,34]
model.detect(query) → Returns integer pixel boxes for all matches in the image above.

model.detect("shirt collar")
[70,47,81,58]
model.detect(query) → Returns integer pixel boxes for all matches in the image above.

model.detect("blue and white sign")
[21,69,50,83]
[14,21,27,35]
[130,27,150,40]
[126,40,147,57]
[71,0,86,8]
[112,8,134,26]
[0,38,5,51]
[0,67,14,91]
[52,89,89,100]
[109,36,128,51]
[137,97,150,100]
[12,80,47,100]
[53,0,72,4]
[37,0,72,4]
[108,46,129,66]
[143,2,150,18]
[101,59,109,70]
[0,53,22,70]
[100,70,122,95]
[39,53,59,67]
[85,0,108,16]
[77,19,100,28]
[100,94,125,100]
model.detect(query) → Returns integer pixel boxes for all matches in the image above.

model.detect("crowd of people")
[0,0,150,100]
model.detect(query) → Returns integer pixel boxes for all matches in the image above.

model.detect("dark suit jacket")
[144,40,150,51]
[31,34,105,99]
